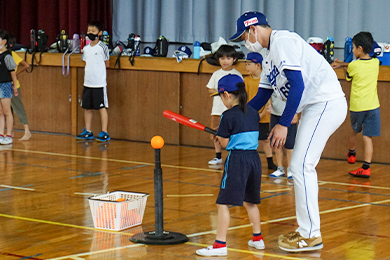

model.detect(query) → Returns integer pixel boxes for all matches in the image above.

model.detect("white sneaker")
[287,168,293,180]
[269,167,285,178]
[208,158,223,165]
[248,239,265,249]
[0,135,4,143]
[196,245,227,256]
[1,136,12,145]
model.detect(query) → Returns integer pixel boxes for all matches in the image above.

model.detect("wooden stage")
[0,132,389,259]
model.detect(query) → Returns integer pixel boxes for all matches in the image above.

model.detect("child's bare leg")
[84,109,93,131]
[244,202,261,234]
[20,124,32,141]
[1,99,13,136]
[216,204,230,242]
[99,108,108,132]
[262,139,273,157]
[274,146,284,167]
[286,148,293,168]
[0,103,4,136]
[362,135,373,163]
[349,128,358,151]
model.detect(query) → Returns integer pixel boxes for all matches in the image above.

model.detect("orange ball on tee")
[151,135,164,149]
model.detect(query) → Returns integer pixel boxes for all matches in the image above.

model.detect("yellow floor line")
[0,213,134,236]
[186,242,305,260]
[10,148,390,191]
[187,198,390,237]
[167,194,214,197]
[262,188,293,193]
[0,184,35,191]
[10,148,220,172]
[48,244,145,260]
[318,180,390,190]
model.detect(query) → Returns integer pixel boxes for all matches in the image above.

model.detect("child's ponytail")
[232,82,247,113]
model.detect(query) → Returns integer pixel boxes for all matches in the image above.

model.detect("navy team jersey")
[217,105,260,150]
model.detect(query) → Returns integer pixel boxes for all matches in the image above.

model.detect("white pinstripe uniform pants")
[290,96,347,238]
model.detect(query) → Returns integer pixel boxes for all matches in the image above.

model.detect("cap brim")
[210,92,220,97]
[229,30,245,42]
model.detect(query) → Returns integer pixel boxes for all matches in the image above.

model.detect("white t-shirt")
[207,68,242,115]
[259,30,344,113]
[82,41,110,88]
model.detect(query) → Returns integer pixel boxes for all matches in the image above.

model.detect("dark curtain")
[0,0,112,47]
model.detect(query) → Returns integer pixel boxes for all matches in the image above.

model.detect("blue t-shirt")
[217,105,260,151]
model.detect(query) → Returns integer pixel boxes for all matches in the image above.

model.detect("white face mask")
[245,29,263,52]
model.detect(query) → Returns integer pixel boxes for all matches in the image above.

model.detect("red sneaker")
[349,167,370,178]
[347,153,356,164]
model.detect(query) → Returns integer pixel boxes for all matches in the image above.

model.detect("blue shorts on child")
[350,107,381,137]
[216,150,261,206]
[0,82,13,99]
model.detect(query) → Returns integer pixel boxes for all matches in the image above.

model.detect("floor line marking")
[318,180,390,190]
[167,194,214,197]
[262,188,293,193]
[186,242,305,260]
[187,198,390,238]
[0,185,35,191]
[10,148,223,173]
[10,148,390,191]
[48,244,145,260]
[0,213,134,236]
[74,192,98,196]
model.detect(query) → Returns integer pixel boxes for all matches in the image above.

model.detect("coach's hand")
[269,124,287,149]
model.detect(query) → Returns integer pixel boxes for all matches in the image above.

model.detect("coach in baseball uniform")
[230,11,347,252]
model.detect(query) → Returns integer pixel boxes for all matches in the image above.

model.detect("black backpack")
[153,36,169,57]
[24,29,48,72]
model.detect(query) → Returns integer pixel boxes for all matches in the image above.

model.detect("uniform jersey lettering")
[279,82,290,99]
[267,65,279,87]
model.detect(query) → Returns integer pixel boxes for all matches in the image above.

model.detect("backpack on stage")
[153,36,169,57]
[25,29,48,72]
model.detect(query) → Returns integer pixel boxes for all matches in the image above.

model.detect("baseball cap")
[370,41,382,57]
[210,74,244,96]
[230,11,268,42]
[172,45,192,62]
[141,46,155,57]
[246,52,263,64]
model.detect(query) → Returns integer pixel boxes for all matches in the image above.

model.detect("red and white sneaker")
[347,153,356,164]
[349,167,370,178]
[248,239,265,249]
[196,245,227,256]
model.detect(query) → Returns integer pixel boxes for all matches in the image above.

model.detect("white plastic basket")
[88,191,149,231]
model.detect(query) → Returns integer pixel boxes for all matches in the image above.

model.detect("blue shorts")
[0,82,13,99]
[216,150,261,206]
[350,108,381,137]
[270,114,297,149]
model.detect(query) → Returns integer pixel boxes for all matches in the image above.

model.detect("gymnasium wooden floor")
[0,132,389,260]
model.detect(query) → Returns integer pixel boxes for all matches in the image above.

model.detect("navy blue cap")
[141,46,156,57]
[246,52,263,64]
[210,74,244,96]
[230,11,268,42]
[174,45,192,57]
[370,41,381,57]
